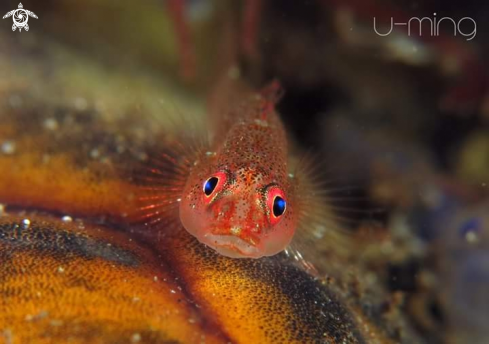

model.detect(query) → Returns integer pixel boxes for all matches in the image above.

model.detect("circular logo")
[13,9,28,28]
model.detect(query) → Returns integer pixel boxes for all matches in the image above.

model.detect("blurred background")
[2,0,489,343]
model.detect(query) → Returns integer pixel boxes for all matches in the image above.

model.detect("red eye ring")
[266,187,286,225]
[202,171,227,204]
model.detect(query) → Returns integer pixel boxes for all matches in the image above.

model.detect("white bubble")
[62,216,73,222]
[1,141,16,155]
[131,333,141,343]
[43,118,59,131]
[90,148,100,159]
[22,219,31,228]
[465,231,479,244]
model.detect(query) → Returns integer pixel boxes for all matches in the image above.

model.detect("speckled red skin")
[180,83,298,258]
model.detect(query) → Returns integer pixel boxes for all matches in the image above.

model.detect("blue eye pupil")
[273,196,286,217]
[204,177,219,196]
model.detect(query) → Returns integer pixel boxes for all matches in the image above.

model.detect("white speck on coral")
[1,141,16,155]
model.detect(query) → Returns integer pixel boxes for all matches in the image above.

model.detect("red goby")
[134,81,323,259]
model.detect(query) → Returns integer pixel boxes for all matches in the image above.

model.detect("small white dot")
[43,118,59,131]
[131,333,141,343]
[1,141,16,155]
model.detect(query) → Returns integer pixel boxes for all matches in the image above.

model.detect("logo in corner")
[3,3,38,32]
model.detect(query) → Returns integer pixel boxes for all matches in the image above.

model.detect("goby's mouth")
[202,233,262,258]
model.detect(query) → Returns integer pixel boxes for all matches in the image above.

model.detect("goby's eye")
[203,176,219,196]
[273,196,286,217]
[266,187,287,225]
[202,171,227,202]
